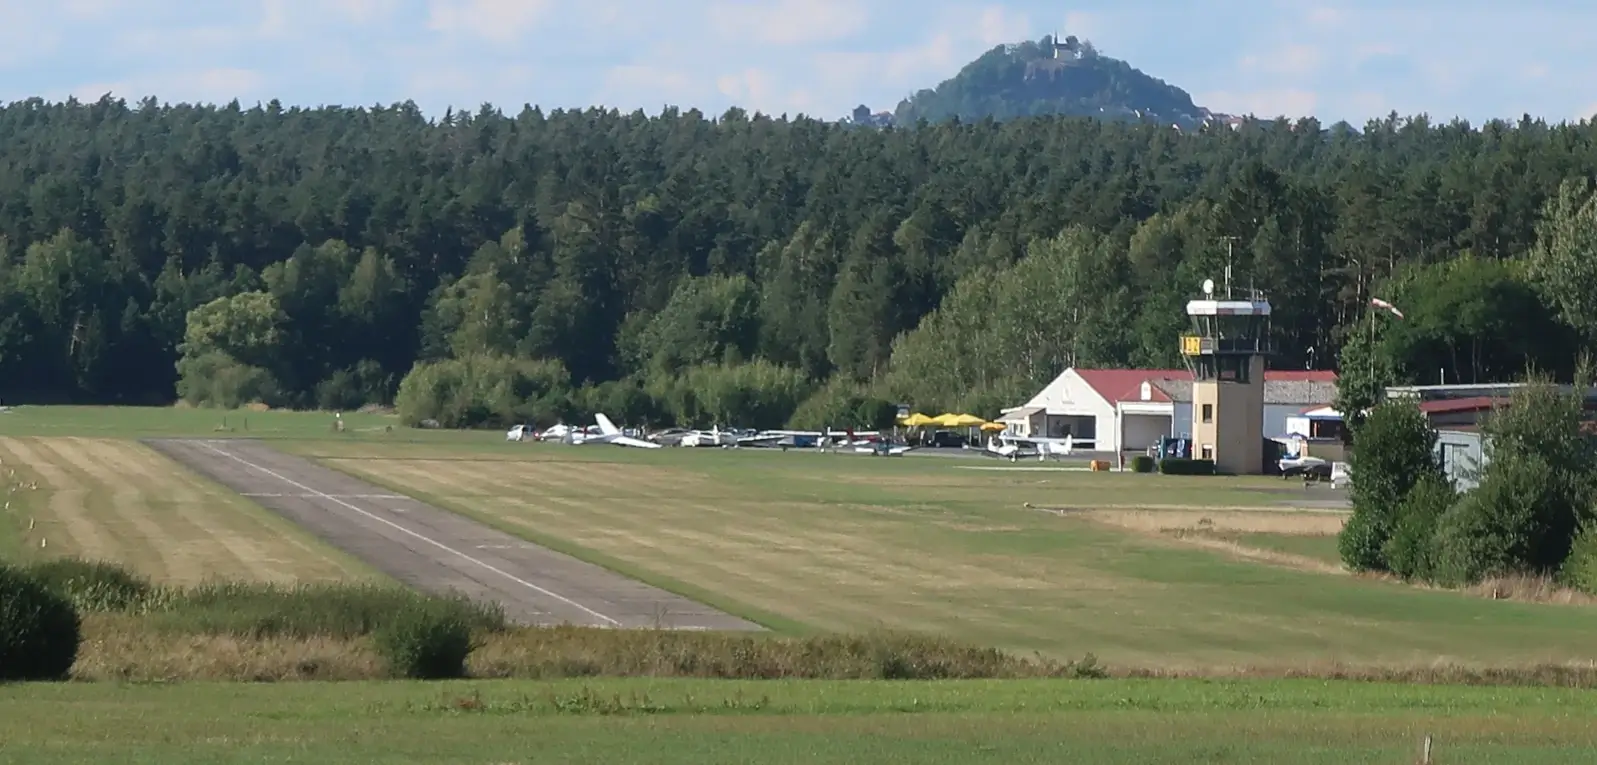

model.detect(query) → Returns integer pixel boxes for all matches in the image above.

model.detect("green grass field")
[5,404,1597,763]
[303,440,1597,670]
[1,677,1593,764]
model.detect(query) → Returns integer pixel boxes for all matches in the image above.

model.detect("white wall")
[1121,414,1169,451]
[1023,371,1112,420]
[1023,370,1114,449]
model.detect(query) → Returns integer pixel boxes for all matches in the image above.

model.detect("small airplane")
[966,434,1074,461]
[855,441,914,456]
[1278,453,1331,479]
[569,414,663,448]
[678,426,785,448]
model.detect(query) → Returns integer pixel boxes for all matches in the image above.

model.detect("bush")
[175,351,283,409]
[1381,473,1456,581]
[146,582,506,640]
[395,354,572,429]
[0,564,83,681]
[1340,399,1441,572]
[1560,524,1597,594]
[1431,450,1553,587]
[1130,454,1156,473]
[373,600,479,679]
[22,558,154,612]
[1157,458,1214,475]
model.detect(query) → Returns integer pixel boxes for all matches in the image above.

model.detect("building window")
[1201,404,1213,423]
[1201,444,1214,460]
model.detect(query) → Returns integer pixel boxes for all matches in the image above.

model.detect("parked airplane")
[570,414,663,448]
[678,425,785,448]
[855,441,914,456]
[966,434,1074,461]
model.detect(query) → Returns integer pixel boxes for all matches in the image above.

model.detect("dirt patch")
[1061,507,1347,536]
[1165,532,1346,575]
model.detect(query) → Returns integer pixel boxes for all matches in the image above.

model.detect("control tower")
[1180,278,1272,475]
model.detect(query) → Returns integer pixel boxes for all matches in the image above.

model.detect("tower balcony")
[1180,335,1273,356]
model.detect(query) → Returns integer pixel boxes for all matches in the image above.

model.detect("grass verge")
[2,677,1596,763]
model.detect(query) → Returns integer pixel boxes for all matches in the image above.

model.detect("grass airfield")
[3,404,1597,763]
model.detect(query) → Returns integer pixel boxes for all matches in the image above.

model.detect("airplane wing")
[612,435,662,449]
[594,413,621,436]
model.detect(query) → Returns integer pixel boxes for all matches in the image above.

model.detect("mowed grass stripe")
[39,437,201,581]
[62,438,325,583]
[0,437,377,584]
[335,457,1286,656]
[1,438,116,562]
[326,448,1597,669]
[348,458,971,632]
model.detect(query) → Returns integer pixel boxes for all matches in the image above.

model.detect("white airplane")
[678,425,786,448]
[854,441,914,456]
[966,434,1074,461]
[570,413,662,448]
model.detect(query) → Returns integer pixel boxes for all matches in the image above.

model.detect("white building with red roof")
[998,367,1338,454]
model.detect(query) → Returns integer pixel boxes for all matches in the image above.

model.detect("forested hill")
[0,97,1595,430]
[890,35,1210,128]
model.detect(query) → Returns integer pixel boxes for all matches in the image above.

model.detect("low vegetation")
[1340,374,1597,598]
[0,563,81,680]
[10,557,1107,682]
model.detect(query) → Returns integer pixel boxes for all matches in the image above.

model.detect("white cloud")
[1239,44,1322,77]
[1305,7,1341,27]
[1197,88,1318,118]
[409,63,538,106]
[1059,10,1101,40]
[707,0,868,45]
[427,0,553,44]
[978,6,1030,46]
[71,67,267,104]
[598,65,703,111]
[61,0,122,20]
[0,4,62,68]
[810,32,960,96]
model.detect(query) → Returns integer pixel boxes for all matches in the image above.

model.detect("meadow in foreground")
[2,677,1594,764]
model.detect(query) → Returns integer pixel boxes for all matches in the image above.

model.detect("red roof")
[1418,397,1506,414]
[1074,367,1339,404]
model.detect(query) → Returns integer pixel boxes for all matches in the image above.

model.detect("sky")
[1,0,1595,126]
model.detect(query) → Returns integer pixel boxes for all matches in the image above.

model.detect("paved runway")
[145,438,762,631]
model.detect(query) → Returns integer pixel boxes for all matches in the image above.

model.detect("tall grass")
[16,557,506,639]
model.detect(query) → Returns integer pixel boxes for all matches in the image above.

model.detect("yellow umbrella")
[979,421,1006,432]
[947,413,987,427]
[900,413,937,427]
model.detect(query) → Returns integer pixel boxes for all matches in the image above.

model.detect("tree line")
[1,95,1596,428]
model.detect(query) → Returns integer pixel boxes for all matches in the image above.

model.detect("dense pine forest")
[1,94,1595,429]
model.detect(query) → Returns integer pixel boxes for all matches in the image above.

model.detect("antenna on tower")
[1219,236,1239,299]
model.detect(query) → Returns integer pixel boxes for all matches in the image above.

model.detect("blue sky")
[2,0,1594,125]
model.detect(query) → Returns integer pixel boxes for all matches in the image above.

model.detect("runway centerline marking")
[198,440,621,627]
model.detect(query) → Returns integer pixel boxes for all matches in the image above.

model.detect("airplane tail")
[595,413,621,436]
